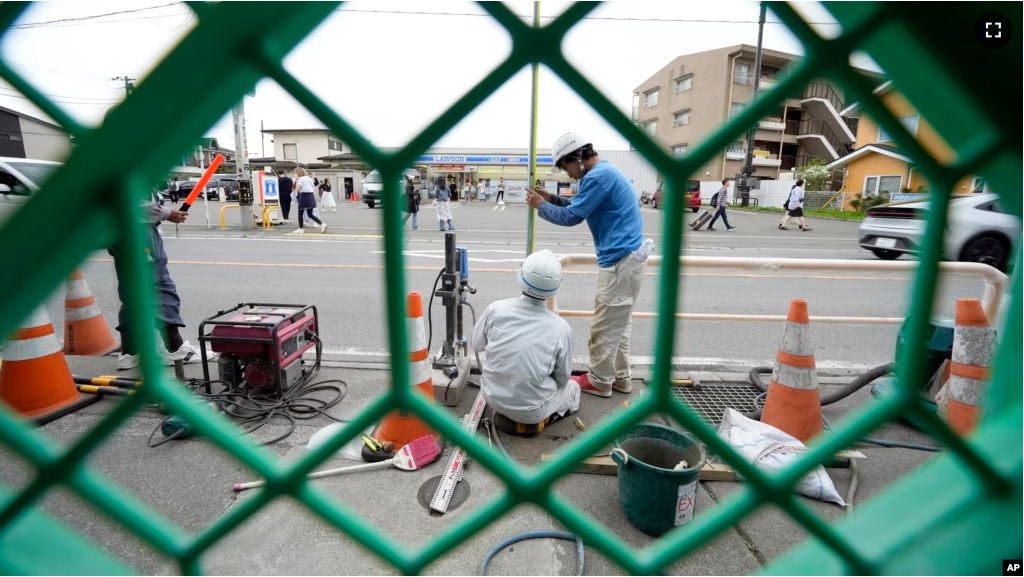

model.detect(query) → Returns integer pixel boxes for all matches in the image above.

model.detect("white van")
[361,168,421,209]
[0,157,62,224]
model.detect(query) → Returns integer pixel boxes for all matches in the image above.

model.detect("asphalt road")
[48,200,988,368]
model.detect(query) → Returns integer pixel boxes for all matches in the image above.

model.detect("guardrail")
[548,255,1007,325]
[219,204,240,229]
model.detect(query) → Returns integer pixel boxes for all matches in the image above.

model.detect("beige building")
[632,44,882,184]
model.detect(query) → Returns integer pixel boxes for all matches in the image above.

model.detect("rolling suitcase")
[690,209,712,231]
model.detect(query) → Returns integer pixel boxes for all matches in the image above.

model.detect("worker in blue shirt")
[525,132,654,398]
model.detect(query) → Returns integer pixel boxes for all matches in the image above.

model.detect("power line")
[12,2,182,29]
[0,91,119,106]
[0,86,120,103]
[331,8,843,25]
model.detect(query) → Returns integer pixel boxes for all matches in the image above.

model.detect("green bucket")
[611,423,707,537]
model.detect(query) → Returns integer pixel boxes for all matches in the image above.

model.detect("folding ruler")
[429,391,487,515]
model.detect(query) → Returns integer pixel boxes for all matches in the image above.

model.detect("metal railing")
[780,154,797,170]
[548,255,1007,326]
[802,81,846,114]
[798,119,852,158]
[784,119,800,135]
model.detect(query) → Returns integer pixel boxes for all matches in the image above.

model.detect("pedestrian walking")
[293,167,327,234]
[525,132,654,398]
[477,179,486,202]
[168,178,180,204]
[434,176,454,231]
[706,178,736,232]
[779,179,812,231]
[403,174,421,230]
[319,178,336,212]
[495,177,505,204]
[463,180,473,203]
[108,191,208,370]
[277,170,294,222]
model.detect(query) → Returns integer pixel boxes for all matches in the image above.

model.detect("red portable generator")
[198,304,319,393]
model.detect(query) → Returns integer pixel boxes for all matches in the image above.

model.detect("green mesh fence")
[0,2,1020,575]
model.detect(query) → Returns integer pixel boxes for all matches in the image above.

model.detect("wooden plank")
[540,454,738,481]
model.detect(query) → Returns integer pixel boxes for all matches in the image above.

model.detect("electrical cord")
[427,267,445,355]
[481,530,584,576]
[147,335,350,446]
[821,415,941,453]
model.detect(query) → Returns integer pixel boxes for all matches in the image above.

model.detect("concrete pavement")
[0,353,942,575]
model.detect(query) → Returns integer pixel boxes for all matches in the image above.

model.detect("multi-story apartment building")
[631,44,883,184]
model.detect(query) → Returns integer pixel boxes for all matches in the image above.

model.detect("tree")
[797,156,831,191]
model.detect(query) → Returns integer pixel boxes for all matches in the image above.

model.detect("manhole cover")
[671,383,761,425]
[417,475,471,515]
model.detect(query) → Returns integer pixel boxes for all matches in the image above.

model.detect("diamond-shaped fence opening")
[0,1,1019,575]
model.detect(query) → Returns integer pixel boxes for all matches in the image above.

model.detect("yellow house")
[828,81,985,208]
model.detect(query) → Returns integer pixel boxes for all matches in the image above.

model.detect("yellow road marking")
[86,258,942,281]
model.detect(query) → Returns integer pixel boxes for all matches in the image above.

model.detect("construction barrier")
[548,255,1008,325]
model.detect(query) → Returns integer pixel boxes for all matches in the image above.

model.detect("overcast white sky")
[1,1,882,156]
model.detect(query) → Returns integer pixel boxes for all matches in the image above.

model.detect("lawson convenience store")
[414,151,560,203]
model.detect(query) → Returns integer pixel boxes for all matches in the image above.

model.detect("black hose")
[427,267,445,355]
[744,362,895,420]
[481,530,584,576]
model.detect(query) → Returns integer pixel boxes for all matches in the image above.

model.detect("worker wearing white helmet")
[469,250,579,434]
[525,133,655,398]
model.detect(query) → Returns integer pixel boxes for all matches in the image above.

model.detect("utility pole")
[740,1,766,206]
[110,76,136,97]
[233,99,255,230]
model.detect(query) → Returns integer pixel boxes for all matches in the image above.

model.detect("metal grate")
[0,2,1018,576]
[671,384,761,425]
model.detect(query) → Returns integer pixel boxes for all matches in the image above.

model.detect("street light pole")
[740,2,767,206]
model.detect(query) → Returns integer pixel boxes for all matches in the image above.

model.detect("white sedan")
[857,193,1019,272]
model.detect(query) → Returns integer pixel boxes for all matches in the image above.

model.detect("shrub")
[797,157,831,191]
[849,192,891,212]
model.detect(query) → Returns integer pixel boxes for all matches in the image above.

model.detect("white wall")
[750,180,796,209]
[20,118,71,161]
[602,150,658,196]
[271,133,349,165]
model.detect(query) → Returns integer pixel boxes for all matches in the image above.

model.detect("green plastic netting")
[0,2,1020,575]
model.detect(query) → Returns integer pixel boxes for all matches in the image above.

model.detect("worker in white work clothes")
[525,133,654,398]
[470,250,580,434]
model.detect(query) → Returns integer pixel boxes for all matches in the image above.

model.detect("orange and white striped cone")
[373,293,437,449]
[760,299,823,444]
[63,268,117,356]
[946,299,993,435]
[0,307,99,423]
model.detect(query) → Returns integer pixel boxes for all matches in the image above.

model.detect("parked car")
[362,170,383,208]
[159,180,219,202]
[857,193,1019,271]
[652,180,701,212]
[0,157,62,223]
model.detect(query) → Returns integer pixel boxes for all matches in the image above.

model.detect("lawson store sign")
[417,154,554,165]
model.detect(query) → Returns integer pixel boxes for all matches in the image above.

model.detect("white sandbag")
[717,408,846,506]
[307,423,373,461]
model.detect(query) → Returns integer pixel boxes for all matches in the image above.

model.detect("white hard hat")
[518,249,563,299]
[550,132,591,173]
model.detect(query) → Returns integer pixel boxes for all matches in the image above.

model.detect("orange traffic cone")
[760,299,823,444]
[946,299,993,435]
[0,307,99,423]
[63,268,117,356]
[373,293,437,449]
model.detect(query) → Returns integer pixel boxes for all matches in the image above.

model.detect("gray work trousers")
[587,243,651,390]
[107,224,185,354]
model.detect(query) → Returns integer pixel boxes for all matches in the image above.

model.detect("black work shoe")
[492,412,550,436]
[727,226,736,231]
[706,227,717,232]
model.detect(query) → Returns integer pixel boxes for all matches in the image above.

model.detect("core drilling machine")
[431,232,476,407]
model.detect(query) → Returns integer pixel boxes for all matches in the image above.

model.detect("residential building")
[631,44,882,184]
[169,137,236,178]
[828,81,987,204]
[0,106,72,162]
[261,128,351,165]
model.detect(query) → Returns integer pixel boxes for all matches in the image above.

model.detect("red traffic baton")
[180,153,225,212]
